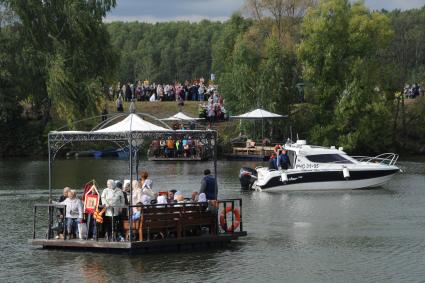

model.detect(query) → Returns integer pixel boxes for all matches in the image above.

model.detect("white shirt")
[101,188,125,216]
[57,198,83,219]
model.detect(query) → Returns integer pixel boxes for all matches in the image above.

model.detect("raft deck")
[31,199,246,254]
[148,157,202,161]
[30,232,246,253]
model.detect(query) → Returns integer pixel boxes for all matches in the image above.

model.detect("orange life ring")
[219,206,240,233]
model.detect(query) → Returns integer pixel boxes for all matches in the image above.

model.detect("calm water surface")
[0,158,425,283]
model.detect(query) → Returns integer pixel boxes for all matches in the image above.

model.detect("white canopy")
[231,108,286,119]
[160,112,202,121]
[95,113,169,133]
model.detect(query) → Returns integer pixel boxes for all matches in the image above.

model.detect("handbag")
[78,222,88,239]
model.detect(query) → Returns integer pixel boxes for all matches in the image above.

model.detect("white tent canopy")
[230,108,287,140]
[231,108,286,119]
[95,113,169,133]
[160,112,202,122]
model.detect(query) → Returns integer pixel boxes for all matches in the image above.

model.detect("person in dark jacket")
[200,169,217,200]
[278,149,291,170]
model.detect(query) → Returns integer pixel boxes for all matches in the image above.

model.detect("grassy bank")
[105,100,200,118]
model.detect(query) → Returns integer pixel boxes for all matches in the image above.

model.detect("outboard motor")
[239,167,257,190]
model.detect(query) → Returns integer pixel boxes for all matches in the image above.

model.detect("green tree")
[7,0,117,126]
[298,0,394,152]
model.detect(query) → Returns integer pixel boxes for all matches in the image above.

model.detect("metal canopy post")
[48,135,52,203]
[47,135,53,240]
[129,132,133,241]
[135,148,139,181]
[214,133,218,199]
[261,105,264,141]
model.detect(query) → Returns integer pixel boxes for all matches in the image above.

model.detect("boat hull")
[252,168,399,191]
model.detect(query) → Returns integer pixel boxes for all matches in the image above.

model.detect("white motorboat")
[239,140,400,191]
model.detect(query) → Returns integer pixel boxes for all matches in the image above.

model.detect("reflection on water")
[0,159,425,282]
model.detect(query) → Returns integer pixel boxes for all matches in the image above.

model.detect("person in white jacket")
[101,179,125,241]
[55,189,83,239]
[131,180,143,213]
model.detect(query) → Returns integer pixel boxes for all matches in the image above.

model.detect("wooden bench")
[181,210,217,237]
[123,203,217,241]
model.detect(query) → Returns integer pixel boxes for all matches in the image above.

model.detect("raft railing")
[217,199,243,234]
[32,203,66,240]
[32,199,244,242]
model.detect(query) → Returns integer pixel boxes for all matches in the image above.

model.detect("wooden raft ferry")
[31,200,246,253]
[29,108,247,253]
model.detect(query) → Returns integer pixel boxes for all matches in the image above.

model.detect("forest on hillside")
[1,0,425,156]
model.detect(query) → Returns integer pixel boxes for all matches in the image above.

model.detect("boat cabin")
[283,140,358,170]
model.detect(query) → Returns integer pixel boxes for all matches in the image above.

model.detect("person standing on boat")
[54,189,83,239]
[57,187,71,217]
[200,169,217,200]
[268,153,279,170]
[278,149,291,170]
[54,187,70,239]
[101,179,125,241]
[141,173,152,189]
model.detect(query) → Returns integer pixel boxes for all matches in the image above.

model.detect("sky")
[105,0,425,22]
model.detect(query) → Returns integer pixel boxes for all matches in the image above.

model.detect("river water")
[0,158,424,282]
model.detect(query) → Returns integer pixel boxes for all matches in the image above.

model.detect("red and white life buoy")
[219,206,241,233]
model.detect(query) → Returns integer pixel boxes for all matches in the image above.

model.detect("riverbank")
[2,99,424,158]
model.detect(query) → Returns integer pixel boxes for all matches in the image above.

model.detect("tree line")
[1,0,425,156]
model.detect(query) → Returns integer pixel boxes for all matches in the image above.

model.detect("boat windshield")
[305,154,353,164]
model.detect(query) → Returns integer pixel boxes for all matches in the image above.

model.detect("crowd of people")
[404,83,424,99]
[110,78,218,103]
[148,136,207,159]
[54,169,217,241]
[110,78,228,123]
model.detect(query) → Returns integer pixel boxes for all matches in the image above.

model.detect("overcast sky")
[105,0,425,22]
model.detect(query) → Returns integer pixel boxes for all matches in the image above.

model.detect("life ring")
[219,206,240,233]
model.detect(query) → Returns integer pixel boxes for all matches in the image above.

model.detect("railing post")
[47,206,52,240]
[63,206,67,240]
[239,198,243,233]
[231,200,234,234]
[33,206,36,239]
[224,201,227,233]
[111,207,114,241]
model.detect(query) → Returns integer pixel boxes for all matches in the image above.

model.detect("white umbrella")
[231,108,286,119]
[95,113,169,132]
[231,108,287,140]
[160,112,202,122]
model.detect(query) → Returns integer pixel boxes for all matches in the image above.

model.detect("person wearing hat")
[199,169,217,201]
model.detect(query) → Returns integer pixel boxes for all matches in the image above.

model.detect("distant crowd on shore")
[109,78,217,103]
[404,83,424,99]
[110,78,229,122]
